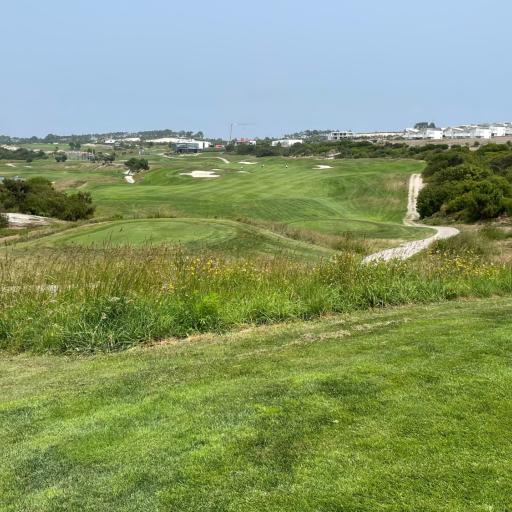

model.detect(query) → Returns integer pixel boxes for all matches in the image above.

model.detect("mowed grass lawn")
[1,298,511,511]
[89,155,430,240]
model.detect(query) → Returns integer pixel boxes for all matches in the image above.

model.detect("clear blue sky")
[1,0,511,139]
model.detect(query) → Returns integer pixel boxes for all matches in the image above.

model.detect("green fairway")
[1,152,433,250]
[1,297,511,511]
[14,218,333,258]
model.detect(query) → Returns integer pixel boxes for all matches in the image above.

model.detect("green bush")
[0,177,95,220]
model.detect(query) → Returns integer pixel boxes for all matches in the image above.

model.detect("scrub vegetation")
[418,143,512,220]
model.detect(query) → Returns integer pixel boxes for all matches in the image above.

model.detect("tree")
[124,157,149,173]
[55,153,68,163]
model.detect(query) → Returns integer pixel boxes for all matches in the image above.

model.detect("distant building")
[271,139,303,148]
[151,138,211,150]
[443,127,471,139]
[234,138,257,146]
[328,131,354,141]
[468,126,492,139]
[489,125,507,137]
[404,127,443,140]
[173,142,201,154]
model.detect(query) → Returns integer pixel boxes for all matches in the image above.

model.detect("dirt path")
[363,174,459,263]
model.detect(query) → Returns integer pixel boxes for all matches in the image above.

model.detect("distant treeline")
[0,147,48,161]
[1,129,206,145]
[0,178,95,221]
[418,144,512,221]
[227,139,456,159]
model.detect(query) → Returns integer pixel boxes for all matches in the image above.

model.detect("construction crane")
[228,122,255,144]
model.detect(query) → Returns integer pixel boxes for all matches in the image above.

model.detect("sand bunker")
[314,165,333,169]
[238,170,249,173]
[238,161,257,165]
[6,163,16,168]
[124,175,135,184]
[180,170,219,178]
[6,213,49,227]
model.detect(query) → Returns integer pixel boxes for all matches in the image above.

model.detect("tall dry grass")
[1,242,511,353]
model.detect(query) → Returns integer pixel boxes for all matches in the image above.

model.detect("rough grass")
[1,298,512,511]
[1,243,511,353]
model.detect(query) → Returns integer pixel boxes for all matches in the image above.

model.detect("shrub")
[0,177,95,220]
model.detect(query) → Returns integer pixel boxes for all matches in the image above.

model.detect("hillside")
[2,298,511,511]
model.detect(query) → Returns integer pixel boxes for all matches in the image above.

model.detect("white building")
[147,137,210,149]
[404,127,443,140]
[328,131,354,141]
[468,126,492,139]
[490,125,507,137]
[443,127,471,139]
[271,139,303,148]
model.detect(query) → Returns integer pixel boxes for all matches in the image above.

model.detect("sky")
[1,0,511,139]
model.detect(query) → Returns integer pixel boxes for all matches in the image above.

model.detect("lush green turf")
[1,298,511,511]
[1,152,432,249]
[12,218,333,259]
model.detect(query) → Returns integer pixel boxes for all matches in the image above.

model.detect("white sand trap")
[211,168,221,171]
[216,157,230,164]
[314,165,333,169]
[24,165,32,168]
[6,163,16,168]
[180,170,219,178]
[124,175,135,184]
[238,170,249,173]
[238,161,257,165]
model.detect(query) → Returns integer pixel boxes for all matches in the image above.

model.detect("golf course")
[2,145,512,512]
[0,152,433,256]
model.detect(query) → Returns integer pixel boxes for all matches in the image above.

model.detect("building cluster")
[328,123,512,142]
[403,123,512,141]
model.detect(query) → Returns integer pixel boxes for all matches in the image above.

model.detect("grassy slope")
[11,218,333,259]
[1,298,511,511]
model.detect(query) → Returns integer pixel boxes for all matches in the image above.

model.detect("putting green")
[17,218,334,259]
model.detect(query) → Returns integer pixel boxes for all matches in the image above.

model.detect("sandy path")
[363,174,459,263]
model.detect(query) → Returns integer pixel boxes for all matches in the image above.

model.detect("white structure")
[468,126,492,139]
[443,127,472,139]
[328,131,354,141]
[147,137,211,149]
[404,127,443,140]
[271,139,303,148]
[490,125,507,137]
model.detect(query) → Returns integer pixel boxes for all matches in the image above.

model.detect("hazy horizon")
[2,0,511,139]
